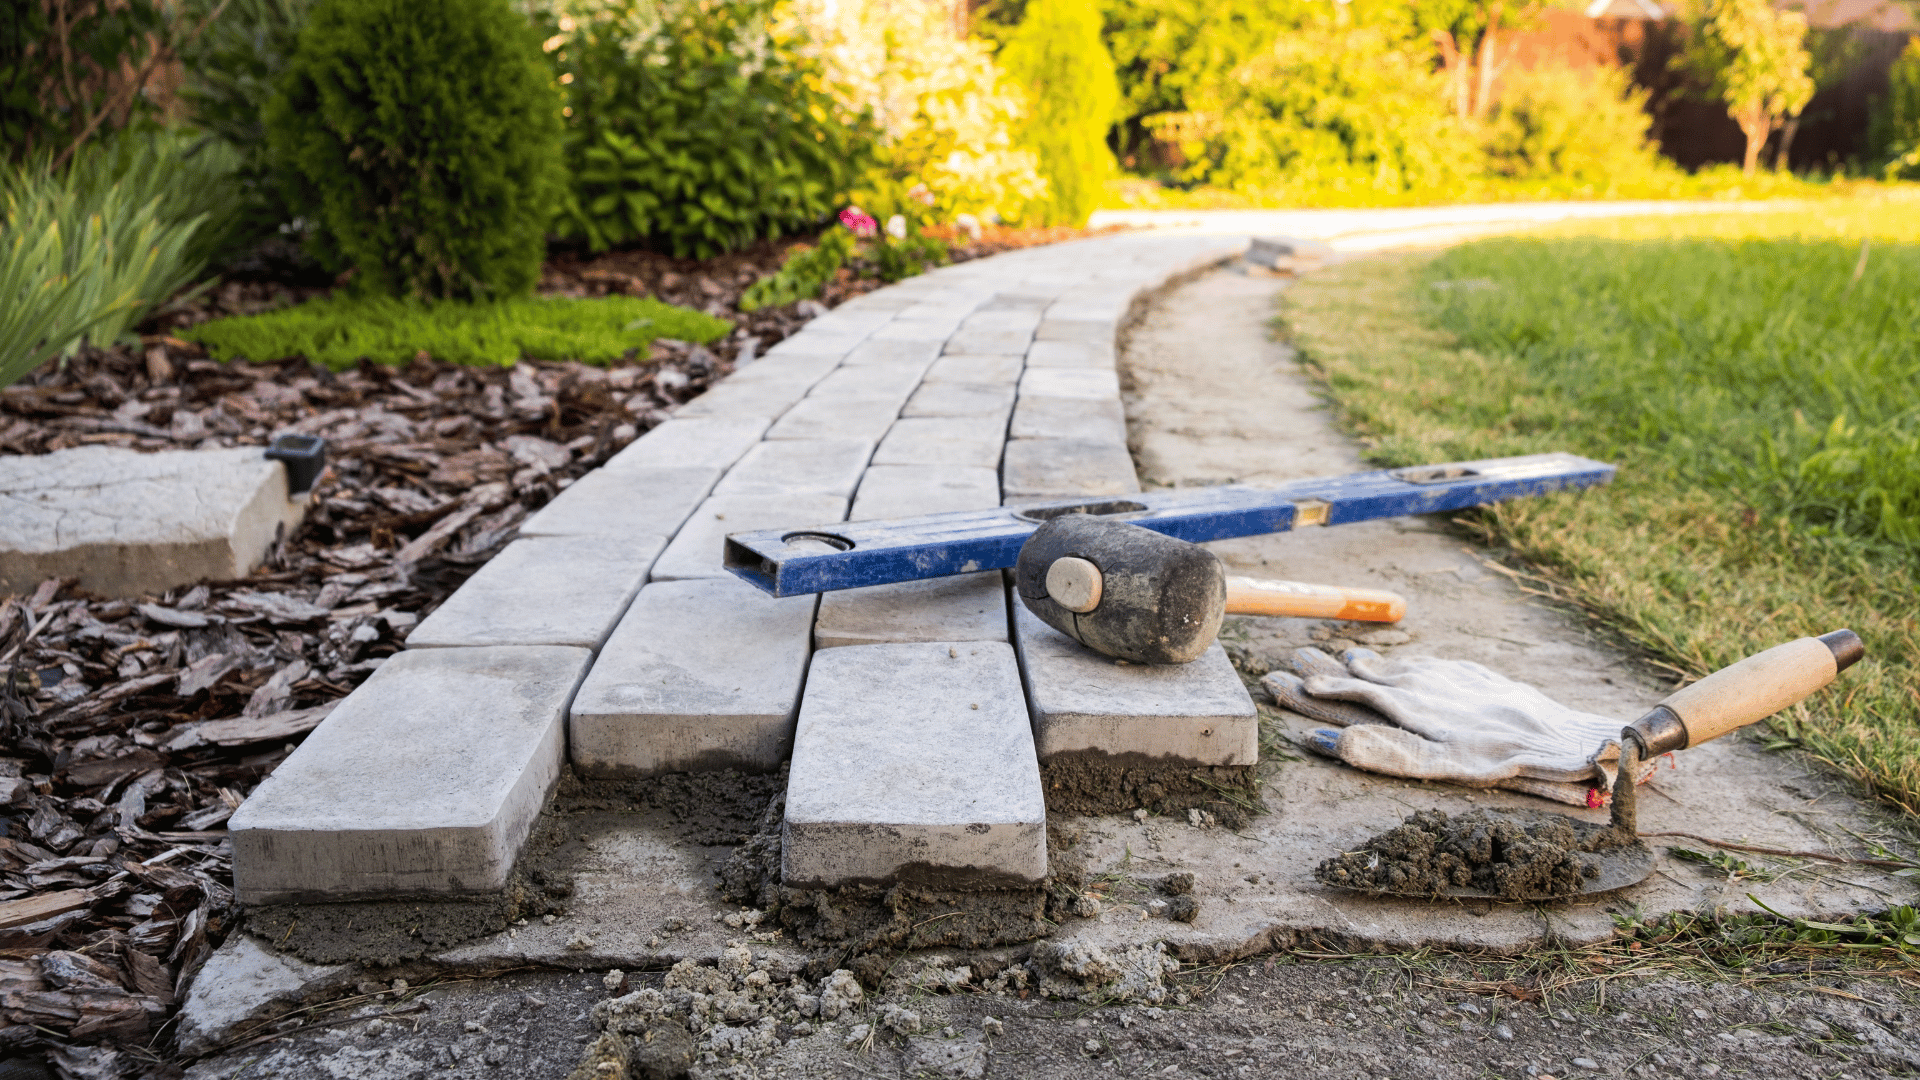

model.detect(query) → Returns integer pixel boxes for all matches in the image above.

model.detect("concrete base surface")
[186,230,1920,1079]
[0,444,305,596]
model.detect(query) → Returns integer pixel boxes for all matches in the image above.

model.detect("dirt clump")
[1314,808,1605,899]
[1039,754,1261,823]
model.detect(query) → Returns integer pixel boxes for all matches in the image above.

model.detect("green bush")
[182,294,731,369]
[999,0,1122,225]
[536,0,872,259]
[0,0,175,164]
[1870,37,1920,178]
[738,230,855,312]
[1,133,228,387]
[1479,64,1666,189]
[178,0,317,255]
[266,0,563,300]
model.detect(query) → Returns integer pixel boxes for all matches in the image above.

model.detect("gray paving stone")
[1001,438,1140,500]
[868,319,960,342]
[902,381,1017,418]
[404,535,665,650]
[1019,368,1121,401]
[603,418,768,472]
[801,308,895,335]
[871,417,1007,469]
[833,291,920,312]
[814,572,1008,649]
[924,354,1023,385]
[1008,396,1127,443]
[0,445,308,598]
[650,493,848,580]
[851,464,1001,520]
[961,308,1043,331]
[897,301,984,322]
[944,327,1033,357]
[672,377,813,420]
[782,642,1046,887]
[808,361,929,403]
[725,352,843,385]
[1025,340,1114,369]
[229,645,592,903]
[711,438,873,497]
[766,330,868,357]
[569,577,818,778]
[843,338,943,366]
[1034,317,1118,343]
[1011,605,1256,765]
[518,465,721,539]
[766,396,902,443]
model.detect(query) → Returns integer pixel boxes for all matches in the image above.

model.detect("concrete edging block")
[404,535,666,650]
[782,642,1046,888]
[517,465,721,540]
[228,645,593,904]
[650,493,849,580]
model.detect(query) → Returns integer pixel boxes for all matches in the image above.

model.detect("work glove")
[1263,647,1653,807]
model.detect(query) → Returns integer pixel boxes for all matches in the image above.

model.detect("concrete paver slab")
[961,308,1044,331]
[724,353,843,385]
[844,339,943,366]
[871,417,1008,469]
[0,445,306,597]
[1035,318,1117,343]
[650,493,848,580]
[814,572,1009,648]
[1001,438,1141,500]
[808,362,929,403]
[405,535,666,650]
[1012,605,1256,765]
[1009,396,1128,442]
[903,381,1017,418]
[711,439,874,497]
[782,642,1046,887]
[1019,368,1121,401]
[868,320,960,342]
[1026,340,1115,369]
[570,577,818,777]
[671,378,813,420]
[602,418,768,472]
[850,464,1001,520]
[924,354,1023,385]
[945,327,1033,357]
[228,645,592,903]
[765,396,902,443]
[766,330,869,357]
[517,465,720,539]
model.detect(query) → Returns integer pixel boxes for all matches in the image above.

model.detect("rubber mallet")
[1013,515,1406,665]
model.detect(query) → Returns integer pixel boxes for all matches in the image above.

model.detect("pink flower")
[839,207,879,237]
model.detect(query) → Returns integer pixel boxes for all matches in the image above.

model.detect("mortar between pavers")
[711,438,874,498]
[0,445,306,597]
[602,418,768,472]
[570,577,818,777]
[650,493,848,581]
[1001,438,1141,500]
[872,417,1009,470]
[765,396,903,443]
[404,535,666,651]
[781,642,1046,888]
[228,645,592,904]
[517,465,721,540]
[1011,605,1257,764]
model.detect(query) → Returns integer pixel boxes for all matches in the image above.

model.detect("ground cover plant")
[181,294,732,369]
[1278,197,1920,816]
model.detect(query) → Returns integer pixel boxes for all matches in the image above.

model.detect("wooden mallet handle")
[1223,576,1406,623]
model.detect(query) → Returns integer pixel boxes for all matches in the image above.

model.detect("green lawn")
[1279,195,1920,816]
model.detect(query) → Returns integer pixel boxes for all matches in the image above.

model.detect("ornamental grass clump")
[266,0,563,300]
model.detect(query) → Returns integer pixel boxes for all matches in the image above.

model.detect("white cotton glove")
[1262,647,1649,807]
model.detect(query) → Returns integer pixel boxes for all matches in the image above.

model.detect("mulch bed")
[0,223,1101,1076]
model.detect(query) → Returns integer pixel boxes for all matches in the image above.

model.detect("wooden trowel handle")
[1223,576,1406,623]
[1625,630,1864,755]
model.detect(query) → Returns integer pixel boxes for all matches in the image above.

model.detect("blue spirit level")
[724,452,1613,598]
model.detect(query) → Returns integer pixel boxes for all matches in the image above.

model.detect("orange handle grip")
[1223,576,1407,623]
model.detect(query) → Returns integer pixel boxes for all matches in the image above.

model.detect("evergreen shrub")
[999,0,1121,225]
[537,0,872,259]
[266,0,563,300]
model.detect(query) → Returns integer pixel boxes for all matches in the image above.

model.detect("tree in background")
[999,0,1121,225]
[267,0,564,299]
[1868,37,1920,177]
[1680,0,1814,175]
[1414,0,1546,122]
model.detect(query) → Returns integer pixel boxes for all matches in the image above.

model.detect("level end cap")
[1818,629,1864,673]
